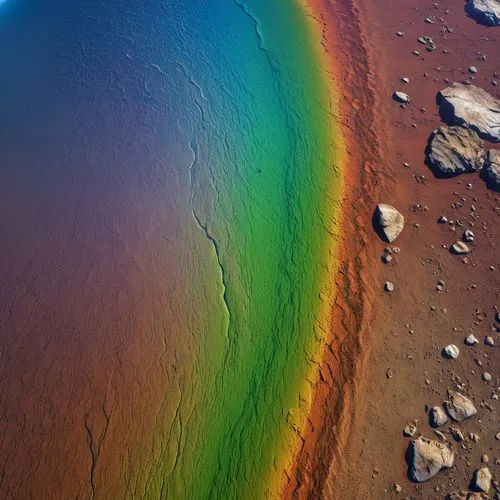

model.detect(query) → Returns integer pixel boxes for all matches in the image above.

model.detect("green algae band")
[0,0,341,498]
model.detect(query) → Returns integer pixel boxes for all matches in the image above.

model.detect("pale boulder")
[437,83,500,143]
[407,436,455,482]
[374,204,405,242]
[444,390,477,422]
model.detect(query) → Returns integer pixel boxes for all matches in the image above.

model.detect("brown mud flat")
[289,0,500,498]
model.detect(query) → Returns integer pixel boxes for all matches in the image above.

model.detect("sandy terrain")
[289,0,500,498]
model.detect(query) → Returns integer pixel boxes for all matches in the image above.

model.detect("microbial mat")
[0,0,343,497]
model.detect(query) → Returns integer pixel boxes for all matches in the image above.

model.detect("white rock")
[384,281,394,292]
[463,230,474,242]
[444,390,477,421]
[472,467,492,493]
[465,0,500,26]
[430,406,449,427]
[374,204,405,242]
[443,344,460,359]
[404,422,418,437]
[438,83,500,143]
[393,91,410,104]
[407,436,455,482]
[450,241,470,254]
[465,334,479,345]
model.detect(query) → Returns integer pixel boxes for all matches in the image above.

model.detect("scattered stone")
[425,17,434,23]
[444,390,477,421]
[437,83,500,143]
[396,31,404,36]
[394,483,402,493]
[407,436,455,482]
[443,344,460,359]
[374,204,405,242]
[465,334,479,345]
[469,65,478,74]
[485,336,494,346]
[425,125,485,178]
[384,281,394,293]
[451,427,465,442]
[393,91,410,104]
[482,372,492,382]
[472,467,492,493]
[496,432,500,440]
[382,254,393,264]
[482,149,500,192]
[404,422,418,437]
[438,215,448,224]
[465,0,500,26]
[401,77,410,84]
[430,406,449,427]
[447,492,488,499]
[463,230,474,242]
[450,241,470,255]
[481,454,489,463]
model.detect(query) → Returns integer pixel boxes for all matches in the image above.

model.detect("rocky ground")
[330,0,500,498]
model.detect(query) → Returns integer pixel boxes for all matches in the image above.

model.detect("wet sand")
[289,0,500,497]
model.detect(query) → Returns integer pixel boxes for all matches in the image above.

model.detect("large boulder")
[437,83,500,143]
[444,390,477,422]
[407,436,455,482]
[482,148,500,191]
[373,204,405,242]
[472,467,492,493]
[465,0,500,26]
[425,125,485,177]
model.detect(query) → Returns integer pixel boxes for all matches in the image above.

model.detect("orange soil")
[288,0,500,498]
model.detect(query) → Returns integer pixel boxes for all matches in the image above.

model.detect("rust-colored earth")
[289,0,499,498]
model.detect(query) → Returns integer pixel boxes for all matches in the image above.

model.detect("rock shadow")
[372,209,389,243]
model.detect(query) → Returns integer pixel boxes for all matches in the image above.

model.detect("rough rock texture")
[430,406,449,427]
[437,83,500,143]
[450,241,471,254]
[447,492,489,500]
[472,467,492,493]
[425,125,485,177]
[393,91,410,104]
[374,204,405,242]
[465,0,500,26]
[407,436,455,482]
[482,148,500,191]
[444,390,478,422]
[443,344,460,359]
